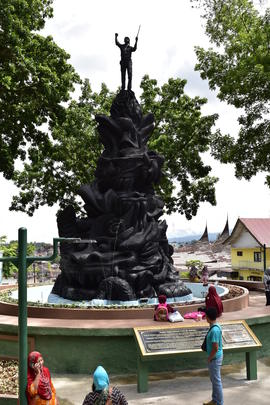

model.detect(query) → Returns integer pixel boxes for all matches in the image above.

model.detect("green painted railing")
[0,228,79,405]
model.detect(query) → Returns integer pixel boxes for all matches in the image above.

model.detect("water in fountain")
[10,283,229,307]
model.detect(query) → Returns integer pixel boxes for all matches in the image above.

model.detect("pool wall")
[0,315,269,375]
[0,285,248,319]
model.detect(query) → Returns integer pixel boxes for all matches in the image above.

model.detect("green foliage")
[1,1,219,219]
[11,80,115,215]
[52,255,60,264]
[0,0,80,179]
[2,241,35,278]
[0,236,7,245]
[140,75,218,218]
[179,271,190,279]
[185,259,204,270]
[193,0,270,185]
[10,77,218,219]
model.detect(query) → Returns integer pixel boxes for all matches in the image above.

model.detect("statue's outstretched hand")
[135,36,138,41]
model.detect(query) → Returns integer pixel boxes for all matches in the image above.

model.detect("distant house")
[199,223,209,243]
[215,217,230,243]
[225,218,270,281]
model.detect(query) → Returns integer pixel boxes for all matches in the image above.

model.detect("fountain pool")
[10,283,228,307]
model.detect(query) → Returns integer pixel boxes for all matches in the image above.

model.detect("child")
[154,295,175,321]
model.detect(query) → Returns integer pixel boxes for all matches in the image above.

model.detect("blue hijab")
[93,366,110,391]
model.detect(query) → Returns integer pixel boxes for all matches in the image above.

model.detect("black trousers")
[121,61,132,90]
[265,290,270,306]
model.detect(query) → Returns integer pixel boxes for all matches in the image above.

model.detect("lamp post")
[0,228,79,405]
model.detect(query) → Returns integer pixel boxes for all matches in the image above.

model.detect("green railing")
[0,228,79,405]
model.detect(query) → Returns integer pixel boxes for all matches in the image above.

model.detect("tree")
[1,1,219,219]
[0,0,80,179]
[2,241,35,278]
[140,75,218,218]
[0,236,7,245]
[10,76,219,219]
[10,79,115,215]
[185,259,204,270]
[192,0,270,187]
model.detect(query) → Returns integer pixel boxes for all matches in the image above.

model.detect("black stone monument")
[52,35,191,301]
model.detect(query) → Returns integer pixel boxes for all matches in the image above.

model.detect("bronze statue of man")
[115,33,138,91]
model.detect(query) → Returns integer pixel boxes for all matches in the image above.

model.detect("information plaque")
[134,320,261,356]
[134,320,262,392]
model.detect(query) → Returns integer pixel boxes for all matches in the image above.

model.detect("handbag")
[168,310,184,323]
[201,335,207,351]
[201,324,219,351]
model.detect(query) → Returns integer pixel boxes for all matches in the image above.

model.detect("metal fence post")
[18,227,28,405]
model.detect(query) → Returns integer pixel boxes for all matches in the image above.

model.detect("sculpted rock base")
[52,90,191,301]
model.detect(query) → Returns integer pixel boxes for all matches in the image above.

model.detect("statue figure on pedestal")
[115,33,138,91]
[52,31,192,302]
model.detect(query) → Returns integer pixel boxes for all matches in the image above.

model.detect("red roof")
[240,218,270,247]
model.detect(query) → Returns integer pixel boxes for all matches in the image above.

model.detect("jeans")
[265,290,270,305]
[208,355,223,405]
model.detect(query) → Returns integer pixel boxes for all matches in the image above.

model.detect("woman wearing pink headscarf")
[205,285,223,317]
[27,351,58,405]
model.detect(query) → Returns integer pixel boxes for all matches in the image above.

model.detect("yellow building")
[226,218,270,281]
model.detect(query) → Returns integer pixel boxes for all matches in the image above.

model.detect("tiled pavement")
[53,356,270,405]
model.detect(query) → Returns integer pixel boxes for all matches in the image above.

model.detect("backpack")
[154,303,169,321]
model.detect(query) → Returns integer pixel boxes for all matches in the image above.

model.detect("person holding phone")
[27,351,58,405]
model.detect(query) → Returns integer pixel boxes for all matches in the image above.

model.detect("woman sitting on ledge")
[82,365,128,405]
[27,351,58,405]
[199,285,223,317]
[206,285,223,317]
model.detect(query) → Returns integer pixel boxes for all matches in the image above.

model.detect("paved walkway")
[53,356,270,404]
[49,292,270,404]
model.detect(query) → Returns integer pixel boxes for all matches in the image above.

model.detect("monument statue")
[115,32,138,91]
[52,34,191,302]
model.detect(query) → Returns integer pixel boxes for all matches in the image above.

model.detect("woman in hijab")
[205,285,223,317]
[27,351,58,405]
[263,268,270,305]
[82,365,128,405]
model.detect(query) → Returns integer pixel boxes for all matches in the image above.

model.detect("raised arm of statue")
[132,36,138,52]
[115,33,121,48]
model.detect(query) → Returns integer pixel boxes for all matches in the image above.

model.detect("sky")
[1,0,270,242]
